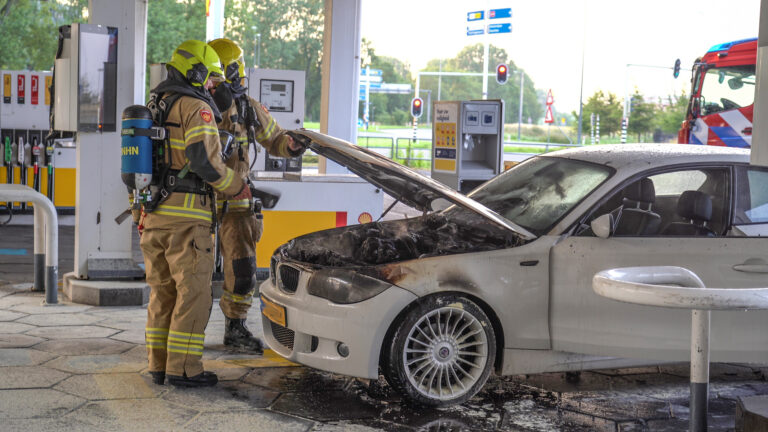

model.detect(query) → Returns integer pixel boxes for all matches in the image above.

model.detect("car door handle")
[733,258,768,273]
[520,260,539,267]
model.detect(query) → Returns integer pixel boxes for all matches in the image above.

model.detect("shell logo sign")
[358,212,373,224]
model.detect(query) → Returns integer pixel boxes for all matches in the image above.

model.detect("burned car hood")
[291,129,536,240]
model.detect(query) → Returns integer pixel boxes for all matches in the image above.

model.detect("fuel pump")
[17,135,28,210]
[31,136,41,193]
[45,140,54,202]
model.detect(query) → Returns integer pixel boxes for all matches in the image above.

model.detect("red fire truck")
[678,38,756,147]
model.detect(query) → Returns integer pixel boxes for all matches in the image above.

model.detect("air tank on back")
[120,105,153,194]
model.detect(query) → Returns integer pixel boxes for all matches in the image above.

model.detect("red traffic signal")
[411,97,423,118]
[496,63,508,85]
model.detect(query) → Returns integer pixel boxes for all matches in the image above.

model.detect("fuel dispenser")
[247,68,305,173]
[431,100,504,193]
[0,70,55,209]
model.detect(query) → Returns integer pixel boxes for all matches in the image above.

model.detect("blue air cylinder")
[121,105,153,191]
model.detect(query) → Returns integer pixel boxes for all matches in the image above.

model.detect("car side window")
[733,166,768,233]
[579,167,729,237]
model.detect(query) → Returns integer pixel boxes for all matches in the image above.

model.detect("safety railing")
[356,131,583,170]
[592,266,768,432]
[0,185,58,304]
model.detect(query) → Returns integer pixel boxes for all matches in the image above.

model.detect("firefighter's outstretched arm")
[182,101,244,197]
[250,98,305,158]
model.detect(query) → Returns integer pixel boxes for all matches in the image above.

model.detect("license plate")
[260,295,286,327]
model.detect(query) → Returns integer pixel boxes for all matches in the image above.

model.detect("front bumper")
[259,276,417,379]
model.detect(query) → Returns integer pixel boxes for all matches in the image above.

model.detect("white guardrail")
[0,185,58,304]
[593,266,768,432]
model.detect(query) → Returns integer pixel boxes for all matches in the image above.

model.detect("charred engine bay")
[281,213,526,267]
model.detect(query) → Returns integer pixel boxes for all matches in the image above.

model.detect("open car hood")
[290,129,536,240]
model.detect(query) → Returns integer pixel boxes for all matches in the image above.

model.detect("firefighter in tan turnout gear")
[208,38,305,352]
[139,40,249,387]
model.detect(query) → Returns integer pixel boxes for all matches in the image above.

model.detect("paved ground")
[2,218,768,431]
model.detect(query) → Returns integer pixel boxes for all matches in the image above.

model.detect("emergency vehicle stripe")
[255,119,276,141]
[221,291,253,304]
[184,125,218,143]
[169,138,185,150]
[211,168,234,191]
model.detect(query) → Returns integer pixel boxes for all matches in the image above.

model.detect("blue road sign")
[488,23,512,34]
[489,8,512,19]
[467,10,484,21]
[361,68,383,77]
[467,27,485,36]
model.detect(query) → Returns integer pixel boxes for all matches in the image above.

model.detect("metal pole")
[517,71,524,141]
[752,0,768,167]
[256,33,261,68]
[0,185,58,304]
[364,66,370,128]
[577,9,586,146]
[438,59,442,101]
[596,114,600,144]
[690,309,710,432]
[482,39,489,99]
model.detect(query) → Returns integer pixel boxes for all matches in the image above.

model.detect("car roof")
[540,144,750,170]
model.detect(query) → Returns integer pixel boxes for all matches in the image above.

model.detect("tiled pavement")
[2,284,768,431]
[2,222,768,430]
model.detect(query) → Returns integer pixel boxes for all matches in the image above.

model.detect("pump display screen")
[78,25,118,132]
[259,79,293,112]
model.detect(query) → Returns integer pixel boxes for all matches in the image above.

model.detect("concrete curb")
[63,272,149,306]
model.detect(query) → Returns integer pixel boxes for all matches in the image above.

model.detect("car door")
[549,164,768,364]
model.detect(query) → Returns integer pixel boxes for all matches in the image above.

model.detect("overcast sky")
[361,0,761,112]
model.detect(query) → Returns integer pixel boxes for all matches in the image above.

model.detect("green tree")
[224,0,324,121]
[360,38,413,125]
[146,0,206,66]
[656,92,689,135]
[573,90,623,137]
[0,0,87,70]
[419,44,542,124]
[626,91,657,141]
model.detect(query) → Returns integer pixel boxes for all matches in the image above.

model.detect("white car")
[260,130,768,406]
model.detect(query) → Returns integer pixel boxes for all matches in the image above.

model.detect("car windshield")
[447,156,612,235]
[700,65,755,115]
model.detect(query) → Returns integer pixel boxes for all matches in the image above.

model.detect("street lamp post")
[254,33,261,68]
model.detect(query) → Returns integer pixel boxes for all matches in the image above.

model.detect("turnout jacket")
[216,96,300,212]
[142,95,244,229]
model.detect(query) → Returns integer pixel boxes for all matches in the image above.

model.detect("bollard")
[0,184,58,304]
[593,266,768,432]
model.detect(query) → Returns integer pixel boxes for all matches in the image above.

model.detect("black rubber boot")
[167,371,218,388]
[149,371,165,385]
[224,317,264,353]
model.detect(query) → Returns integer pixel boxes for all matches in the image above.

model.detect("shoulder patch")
[261,104,269,114]
[200,109,213,123]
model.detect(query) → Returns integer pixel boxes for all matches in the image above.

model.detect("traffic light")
[410,97,423,118]
[673,58,681,79]
[496,63,508,84]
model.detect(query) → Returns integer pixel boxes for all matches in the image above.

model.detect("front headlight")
[306,269,391,304]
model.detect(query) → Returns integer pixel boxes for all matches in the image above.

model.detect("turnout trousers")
[219,210,263,319]
[141,224,214,377]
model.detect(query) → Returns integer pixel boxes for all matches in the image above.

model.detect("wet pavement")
[2,221,768,431]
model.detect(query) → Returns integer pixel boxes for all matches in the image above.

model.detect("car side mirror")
[591,213,614,239]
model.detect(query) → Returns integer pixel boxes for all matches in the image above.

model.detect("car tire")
[382,294,496,407]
